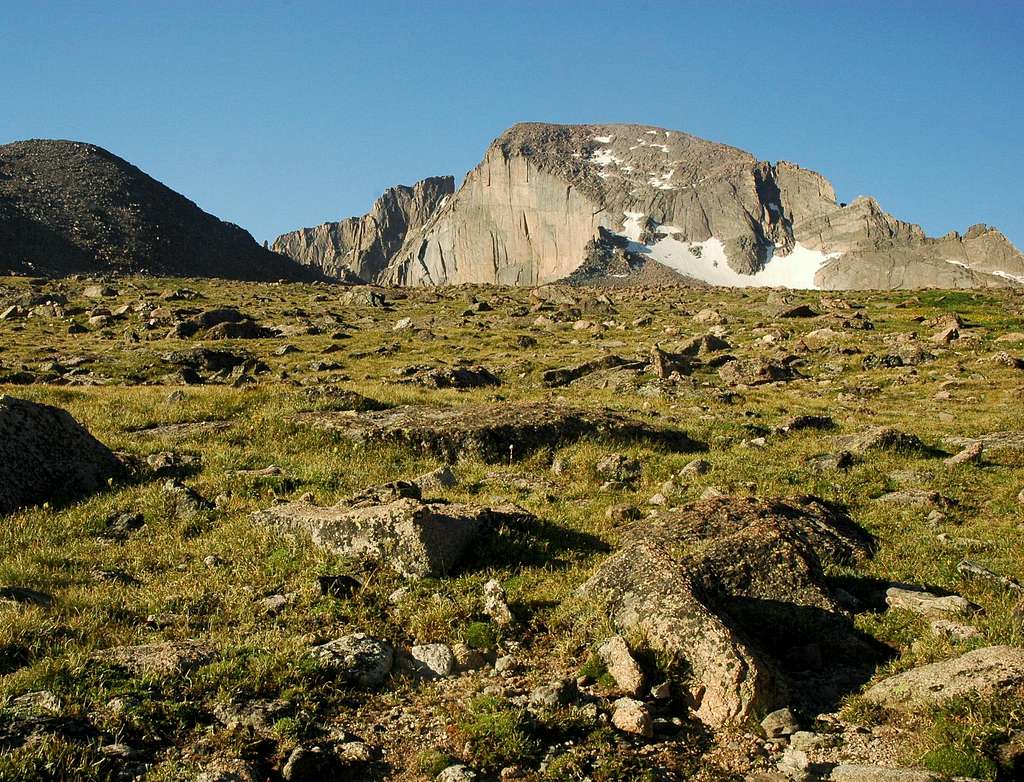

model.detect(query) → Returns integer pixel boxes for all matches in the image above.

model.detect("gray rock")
[577,495,873,728]
[0,395,123,513]
[436,765,477,782]
[827,765,938,782]
[272,176,455,282]
[410,643,456,679]
[761,707,800,738]
[311,633,393,687]
[529,678,577,709]
[863,645,1024,710]
[483,579,514,626]
[885,585,975,619]
[292,401,699,464]
[254,497,527,579]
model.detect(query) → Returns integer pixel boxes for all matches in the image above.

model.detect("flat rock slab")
[95,641,210,677]
[254,497,531,579]
[129,421,232,438]
[863,645,1024,710]
[828,764,939,782]
[292,402,699,462]
[0,395,123,514]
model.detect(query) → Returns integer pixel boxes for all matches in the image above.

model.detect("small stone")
[436,765,477,782]
[611,697,653,737]
[650,681,671,700]
[761,707,800,738]
[529,678,577,709]
[410,643,457,679]
[337,741,373,763]
[789,731,827,752]
[680,458,711,477]
[260,594,290,615]
[494,655,515,675]
[483,579,513,626]
[597,635,645,696]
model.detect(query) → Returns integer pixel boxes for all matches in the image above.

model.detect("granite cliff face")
[272,177,454,282]
[0,140,309,280]
[378,123,1024,290]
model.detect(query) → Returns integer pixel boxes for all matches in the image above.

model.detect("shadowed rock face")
[378,122,1023,289]
[291,401,701,463]
[0,140,309,280]
[271,176,454,282]
[0,395,123,513]
[579,496,877,728]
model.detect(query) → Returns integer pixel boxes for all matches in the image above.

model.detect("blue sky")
[2,1,1022,248]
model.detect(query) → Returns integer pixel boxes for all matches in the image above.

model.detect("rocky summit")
[0,140,310,280]
[274,123,1024,290]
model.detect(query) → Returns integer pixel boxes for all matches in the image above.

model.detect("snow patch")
[592,134,614,143]
[944,259,969,269]
[993,270,1024,284]
[648,170,676,190]
[621,212,647,242]
[615,220,839,289]
[591,148,622,167]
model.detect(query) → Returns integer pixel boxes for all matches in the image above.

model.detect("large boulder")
[578,496,874,728]
[0,395,123,514]
[253,497,532,579]
[292,402,700,463]
[862,645,1024,711]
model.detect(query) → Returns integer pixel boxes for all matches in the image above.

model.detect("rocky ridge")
[369,123,1024,290]
[0,140,310,280]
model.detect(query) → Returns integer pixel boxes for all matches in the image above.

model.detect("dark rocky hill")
[0,139,310,280]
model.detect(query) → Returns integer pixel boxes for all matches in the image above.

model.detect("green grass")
[2,275,1024,778]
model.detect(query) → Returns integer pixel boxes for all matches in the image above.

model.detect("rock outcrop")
[376,123,1023,290]
[253,496,531,579]
[271,176,454,281]
[0,395,123,513]
[292,401,700,462]
[0,140,309,279]
[578,496,875,728]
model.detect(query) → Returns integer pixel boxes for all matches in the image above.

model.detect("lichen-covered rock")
[311,633,393,687]
[862,645,1024,710]
[253,497,531,579]
[578,496,874,728]
[0,395,123,513]
[292,402,700,463]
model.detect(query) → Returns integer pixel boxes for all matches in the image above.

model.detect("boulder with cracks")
[578,496,876,728]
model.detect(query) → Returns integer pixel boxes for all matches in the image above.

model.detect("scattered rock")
[611,697,653,737]
[409,643,457,679]
[885,585,976,619]
[96,641,210,677]
[719,358,797,386]
[311,633,393,687]
[597,635,645,696]
[484,579,514,626]
[761,706,800,739]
